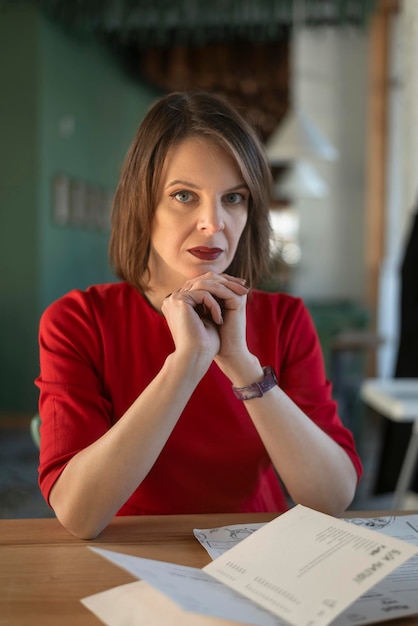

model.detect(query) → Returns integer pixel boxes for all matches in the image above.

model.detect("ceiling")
[13,0,378,140]
[29,0,378,47]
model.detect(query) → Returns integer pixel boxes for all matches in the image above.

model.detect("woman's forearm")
[217,350,358,516]
[49,351,210,539]
[243,386,358,516]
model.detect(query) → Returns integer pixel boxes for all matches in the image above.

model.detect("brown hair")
[109,91,273,292]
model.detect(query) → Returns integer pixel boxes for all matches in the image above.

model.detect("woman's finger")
[167,289,224,325]
[180,276,249,301]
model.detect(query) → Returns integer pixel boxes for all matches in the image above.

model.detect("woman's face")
[147,137,249,293]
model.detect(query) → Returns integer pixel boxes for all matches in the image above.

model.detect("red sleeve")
[282,298,363,481]
[35,290,112,504]
[248,291,363,482]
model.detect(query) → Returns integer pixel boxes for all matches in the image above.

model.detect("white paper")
[81,580,243,626]
[194,514,418,557]
[84,506,418,626]
[203,506,418,626]
[89,548,284,626]
[194,522,266,559]
[333,513,418,626]
[194,513,418,626]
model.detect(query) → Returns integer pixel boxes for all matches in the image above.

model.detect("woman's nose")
[197,200,225,234]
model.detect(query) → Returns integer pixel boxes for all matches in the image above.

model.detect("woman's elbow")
[53,504,107,539]
[49,485,108,540]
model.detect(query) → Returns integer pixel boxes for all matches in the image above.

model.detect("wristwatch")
[232,366,278,400]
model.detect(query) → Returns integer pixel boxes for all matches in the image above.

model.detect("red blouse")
[36,282,362,515]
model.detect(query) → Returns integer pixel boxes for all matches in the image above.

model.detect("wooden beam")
[365,0,399,321]
[364,0,400,374]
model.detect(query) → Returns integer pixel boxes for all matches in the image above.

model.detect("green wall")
[0,4,158,413]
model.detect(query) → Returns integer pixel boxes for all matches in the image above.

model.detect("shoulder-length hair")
[109,91,273,292]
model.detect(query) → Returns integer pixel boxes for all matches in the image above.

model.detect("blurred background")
[1,0,417,516]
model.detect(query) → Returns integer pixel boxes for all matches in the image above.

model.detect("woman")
[36,91,362,539]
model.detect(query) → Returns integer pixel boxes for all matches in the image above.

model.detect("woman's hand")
[161,273,249,353]
[162,272,255,380]
[160,275,225,363]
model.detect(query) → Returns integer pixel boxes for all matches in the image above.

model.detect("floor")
[0,409,417,520]
[0,416,53,518]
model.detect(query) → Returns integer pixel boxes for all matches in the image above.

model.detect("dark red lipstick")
[188,247,223,261]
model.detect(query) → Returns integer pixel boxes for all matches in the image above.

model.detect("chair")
[30,413,41,449]
[360,378,418,509]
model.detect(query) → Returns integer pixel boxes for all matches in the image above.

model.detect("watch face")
[259,367,276,393]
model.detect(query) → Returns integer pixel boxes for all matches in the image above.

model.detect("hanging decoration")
[265,110,338,163]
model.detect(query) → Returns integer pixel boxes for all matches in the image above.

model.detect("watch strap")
[232,366,278,400]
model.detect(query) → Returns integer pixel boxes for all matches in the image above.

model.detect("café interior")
[1,0,418,521]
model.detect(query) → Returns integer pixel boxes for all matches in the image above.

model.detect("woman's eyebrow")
[224,183,250,192]
[165,180,249,192]
[165,179,201,190]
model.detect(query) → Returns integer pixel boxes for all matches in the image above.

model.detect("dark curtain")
[374,208,418,494]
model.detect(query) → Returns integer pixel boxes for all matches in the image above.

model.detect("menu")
[81,505,418,626]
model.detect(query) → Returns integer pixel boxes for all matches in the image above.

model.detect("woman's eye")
[173,190,193,203]
[224,192,245,205]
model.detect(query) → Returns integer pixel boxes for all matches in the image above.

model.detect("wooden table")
[1,512,417,626]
